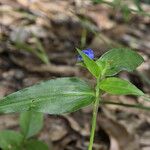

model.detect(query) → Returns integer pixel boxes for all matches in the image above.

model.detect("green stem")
[101,101,150,111]
[88,78,101,150]
[80,28,87,49]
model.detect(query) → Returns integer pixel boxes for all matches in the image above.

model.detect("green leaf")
[24,139,49,150]
[0,77,95,114]
[0,130,23,150]
[77,49,100,78]
[20,111,43,139]
[92,0,103,4]
[96,60,110,77]
[122,5,131,22]
[96,48,144,76]
[99,77,144,96]
[134,0,143,11]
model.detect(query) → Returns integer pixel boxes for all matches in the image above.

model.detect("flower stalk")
[88,77,101,150]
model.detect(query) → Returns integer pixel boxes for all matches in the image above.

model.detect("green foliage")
[91,0,150,17]
[77,49,101,77]
[14,36,49,64]
[0,122,48,150]
[0,47,149,150]
[101,101,150,111]
[24,140,49,150]
[96,48,144,76]
[134,0,143,11]
[76,47,147,150]
[0,112,47,150]
[92,0,103,4]
[0,130,23,150]
[121,5,132,22]
[20,111,43,139]
[96,60,110,77]
[99,77,144,96]
[0,77,95,114]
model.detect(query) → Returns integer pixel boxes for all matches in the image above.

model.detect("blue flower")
[77,48,94,61]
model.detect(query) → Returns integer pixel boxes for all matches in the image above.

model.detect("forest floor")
[0,0,150,150]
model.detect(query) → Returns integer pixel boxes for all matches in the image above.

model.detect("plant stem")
[80,28,87,49]
[88,78,101,150]
[101,101,150,111]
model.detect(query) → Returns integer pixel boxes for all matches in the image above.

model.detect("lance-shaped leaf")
[0,77,95,114]
[0,130,23,150]
[20,111,44,139]
[96,48,144,76]
[77,49,100,78]
[24,140,49,150]
[99,77,144,96]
